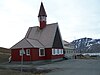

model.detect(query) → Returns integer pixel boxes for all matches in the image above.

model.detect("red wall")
[11,48,64,61]
[11,48,21,61]
[11,48,31,61]
[31,48,52,61]
[51,54,64,59]
[40,21,46,29]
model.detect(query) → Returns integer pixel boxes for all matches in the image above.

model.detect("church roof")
[11,38,44,49]
[11,2,64,49]
[11,23,61,49]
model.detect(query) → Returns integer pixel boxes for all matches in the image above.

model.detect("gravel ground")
[41,59,100,75]
[0,59,100,75]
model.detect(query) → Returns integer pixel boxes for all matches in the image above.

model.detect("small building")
[63,40,75,59]
[10,2,64,61]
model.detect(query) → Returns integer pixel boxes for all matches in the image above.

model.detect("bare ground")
[0,59,100,75]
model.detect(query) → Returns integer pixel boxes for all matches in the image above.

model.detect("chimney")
[38,2,47,29]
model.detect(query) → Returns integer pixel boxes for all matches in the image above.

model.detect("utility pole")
[21,53,23,74]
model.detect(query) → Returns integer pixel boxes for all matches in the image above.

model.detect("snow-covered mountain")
[71,37,100,53]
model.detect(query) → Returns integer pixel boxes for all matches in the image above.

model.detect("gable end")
[52,27,63,48]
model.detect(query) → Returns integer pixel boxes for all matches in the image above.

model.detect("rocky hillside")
[0,47,10,63]
[71,37,100,53]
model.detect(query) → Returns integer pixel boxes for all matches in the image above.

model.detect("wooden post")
[21,54,23,74]
[20,48,24,75]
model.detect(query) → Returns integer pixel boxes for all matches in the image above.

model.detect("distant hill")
[71,37,100,53]
[0,47,10,63]
[0,47,10,53]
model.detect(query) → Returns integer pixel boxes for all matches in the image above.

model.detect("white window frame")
[61,49,64,54]
[57,49,60,55]
[52,49,55,55]
[26,49,30,56]
[39,16,46,21]
[52,49,64,55]
[59,49,62,54]
[55,49,58,55]
[39,48,45,56]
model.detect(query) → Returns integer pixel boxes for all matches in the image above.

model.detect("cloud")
[0,0,100,47]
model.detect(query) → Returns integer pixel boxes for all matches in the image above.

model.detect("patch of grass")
[0,53,10,63]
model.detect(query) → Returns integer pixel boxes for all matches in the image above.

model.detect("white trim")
[39,48,45,56]
[59,49,62,54]
[52,49,64,55]
[61,49,64,54]
[52,49,55,55]
[55,49,58,55]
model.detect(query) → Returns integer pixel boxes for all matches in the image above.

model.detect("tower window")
[38,16,46,21]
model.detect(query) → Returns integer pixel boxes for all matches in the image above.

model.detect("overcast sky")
[0,0,100,48]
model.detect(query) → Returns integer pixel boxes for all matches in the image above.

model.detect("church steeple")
[38,2,47,29]
[38,2,47,17]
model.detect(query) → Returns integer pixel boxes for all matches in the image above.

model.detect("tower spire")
[38,2,47,17]
[38,2,47,29]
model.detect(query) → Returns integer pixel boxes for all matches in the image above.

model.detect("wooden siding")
[11,48,64,61]
[11,48,21,61]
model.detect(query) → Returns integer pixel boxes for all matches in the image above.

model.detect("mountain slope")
[0,47,10,53]
[71,37,100,53]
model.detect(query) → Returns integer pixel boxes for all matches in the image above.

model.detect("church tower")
[38,2,47,29]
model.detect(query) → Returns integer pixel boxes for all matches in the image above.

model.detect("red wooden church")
[11,2,64,61]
